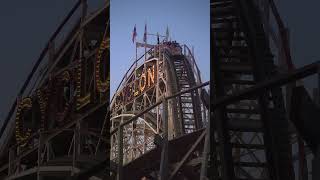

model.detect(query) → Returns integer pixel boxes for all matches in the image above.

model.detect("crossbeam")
[212,61,319,110]
[110,81,209,135]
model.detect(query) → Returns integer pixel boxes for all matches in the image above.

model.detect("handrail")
[0,0,82,138]
[183,45,203,84]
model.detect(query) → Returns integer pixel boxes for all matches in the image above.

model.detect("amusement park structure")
[211,0,319,180]
[0,0,319,180]
[109,37,210,179]
[0,0,110,179]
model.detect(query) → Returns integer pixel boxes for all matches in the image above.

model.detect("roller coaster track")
[2,0,316,179]
[110,41,209,179]
[0,1,110,179]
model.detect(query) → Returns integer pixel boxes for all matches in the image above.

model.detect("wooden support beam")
[0,100,108,174]
[8,148,14,176]
[111,81,209,135]
[212,62,319,110]
[159,99,169,180]
[37,133,44,180]
[200,125,209,179]
[168,130,206,180]
[117,126,123,180]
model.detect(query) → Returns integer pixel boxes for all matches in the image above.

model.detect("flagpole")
[135,42,138,68]
[166,26,169,42]
[144,23,147,62]
[133,24,138,68]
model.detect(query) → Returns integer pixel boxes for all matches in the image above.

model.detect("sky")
[275,0,320,93]
[110,0,210,96]
[0,0,103,126]
[0,0,320,127]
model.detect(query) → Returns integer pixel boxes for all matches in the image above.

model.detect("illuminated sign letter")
[76,60,91,110]
[147,65,155,87]
[139,73,146,92]
[36,88,48,131]
[15,97,32,147]
[95,38,109,93]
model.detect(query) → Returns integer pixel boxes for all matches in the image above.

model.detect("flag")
[157,32,160,44]
[166,26,169,41]
[143,23,147,43]
[132,25,137,43]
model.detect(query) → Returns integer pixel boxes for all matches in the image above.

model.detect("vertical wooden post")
[156,46,160,133]
[46,142,50,162]
[72,128,77,176]
[74,0,86,167]
[200,125,209,179]
[117,126,124,180]
[74,121,81,176]
[130,121,134,160]
[73,120,81,177]
[313,69,320,180]
[313,146,320,180]
[318,67,320,105]
[159,98,168,180]
[76,121,81,156]
[37,132,43,180]
[8,147,15,176]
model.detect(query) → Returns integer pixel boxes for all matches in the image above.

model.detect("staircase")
[211,0,293,180]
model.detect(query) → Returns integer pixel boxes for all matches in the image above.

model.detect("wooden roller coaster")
[0,0,109,179]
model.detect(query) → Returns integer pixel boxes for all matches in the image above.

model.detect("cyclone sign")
[114,60,157,110]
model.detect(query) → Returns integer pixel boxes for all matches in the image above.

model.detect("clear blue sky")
[110,0,210,96]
